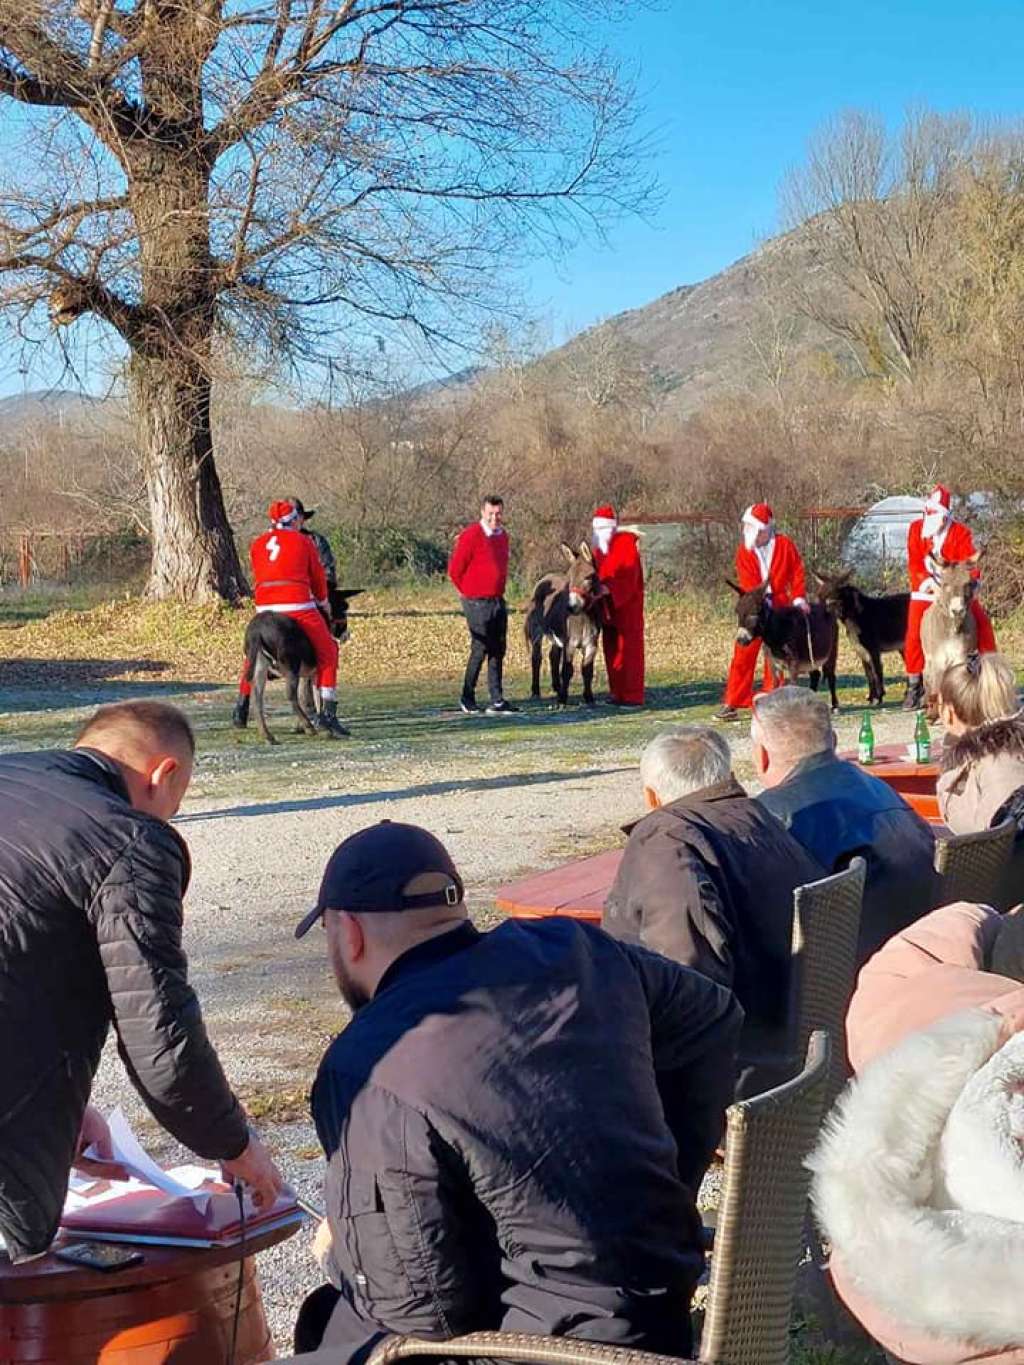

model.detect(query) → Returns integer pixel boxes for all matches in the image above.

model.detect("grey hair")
[752,685,834,763]
[640,726,732,804]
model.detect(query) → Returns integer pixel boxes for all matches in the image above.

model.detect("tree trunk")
[132,355,248,602]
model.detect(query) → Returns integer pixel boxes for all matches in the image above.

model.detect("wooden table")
[837,743,941,823]
[495,848,623,923]
[0,1219,301,1364]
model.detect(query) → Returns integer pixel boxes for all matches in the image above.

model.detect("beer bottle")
[915,709,931,764]
[858,712,875,765]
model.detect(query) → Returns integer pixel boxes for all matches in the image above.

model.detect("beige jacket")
[938,712,1024,834]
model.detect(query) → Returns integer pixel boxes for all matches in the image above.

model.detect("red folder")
[62,1177,303,1248]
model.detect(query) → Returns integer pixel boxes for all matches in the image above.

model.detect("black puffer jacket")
[0,748,248,1260]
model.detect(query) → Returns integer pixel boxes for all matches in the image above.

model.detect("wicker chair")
[268,1034,832,1365]
[786,857,865,1108]
[933,817,1016,907]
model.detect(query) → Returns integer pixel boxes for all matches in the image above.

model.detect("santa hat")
[924,484,952,514]
[592,504,618,530]
[742,503,774,531]
[268,498,301,528]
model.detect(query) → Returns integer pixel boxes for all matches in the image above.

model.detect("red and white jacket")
[907,519,979,602]
[734,532,806,607]
[250,527,327,612]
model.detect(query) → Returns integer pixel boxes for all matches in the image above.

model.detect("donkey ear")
[812,569,827,588]
[836,567,852,584]
[560,542,576,564]
[579,540,594,563]
[724,578,743,595]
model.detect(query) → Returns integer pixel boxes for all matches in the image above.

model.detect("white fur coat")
[809,1009,1024,1350]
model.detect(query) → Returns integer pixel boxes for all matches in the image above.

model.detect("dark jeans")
[461,596,507,704]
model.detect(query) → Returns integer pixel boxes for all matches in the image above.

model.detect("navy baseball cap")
[294,821,464,938]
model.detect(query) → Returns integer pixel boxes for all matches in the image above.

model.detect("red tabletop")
[0,1219,302,1364]
[495,848,622,922]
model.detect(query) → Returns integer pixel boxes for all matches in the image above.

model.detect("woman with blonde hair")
[938,652,1023,909]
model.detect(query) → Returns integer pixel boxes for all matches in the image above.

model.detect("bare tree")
[783,108,971,382]
[0,0,652,600]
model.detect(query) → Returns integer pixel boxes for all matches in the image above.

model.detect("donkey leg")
[870,650,885,706]
[560,651,575,707]
[549,644,561,698]
[809,669,821,692]
[530,638,542,698]
[289,670,317,736]
[252,655,276,746]
[827,664,840,712]
[582,653,596,706]
[295,674,315,732]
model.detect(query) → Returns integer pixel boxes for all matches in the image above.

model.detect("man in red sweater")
[448,495,517,714]
[717,503,808,721]
[902,483,997,710]
[591,505,645,705]
[233,499,348,737]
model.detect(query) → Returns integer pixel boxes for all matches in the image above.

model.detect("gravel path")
[81,702,924,1352]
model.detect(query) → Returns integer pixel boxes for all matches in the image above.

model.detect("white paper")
[80,1107,219,1210]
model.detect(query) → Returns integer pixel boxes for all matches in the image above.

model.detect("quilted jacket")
[0,748,247,1260]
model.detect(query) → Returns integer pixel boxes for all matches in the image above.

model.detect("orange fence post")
[18,532,32,589]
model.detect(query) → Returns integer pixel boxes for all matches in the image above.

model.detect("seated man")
[295,821,743,1362]
[753,686,938,960]
[601,725,824,1089]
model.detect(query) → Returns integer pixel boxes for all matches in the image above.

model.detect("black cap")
[294,821,464,938]
[290,497,316,520]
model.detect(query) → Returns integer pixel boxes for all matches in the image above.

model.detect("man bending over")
[295,821,742,1361]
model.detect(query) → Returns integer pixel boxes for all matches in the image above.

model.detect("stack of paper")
[62,1108,303,1248]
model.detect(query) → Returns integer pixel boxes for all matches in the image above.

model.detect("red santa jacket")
[250,527,327,609]
[907,519,980,600]
[734,533,806,606]
[593,531,644,613]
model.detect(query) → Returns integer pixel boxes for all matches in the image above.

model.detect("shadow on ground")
[175,765,629,824]
[0,659,214,712]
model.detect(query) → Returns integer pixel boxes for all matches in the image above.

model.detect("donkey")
[526,542,607,707]
[727,580,840,711]
[813,569,909,707]
[921,557,979,717]
[239,588,363,745]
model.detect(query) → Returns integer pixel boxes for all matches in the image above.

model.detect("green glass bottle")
[858,711,875,765]
[915,709,931,764]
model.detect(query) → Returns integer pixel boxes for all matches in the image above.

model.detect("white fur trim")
[591,516,617,531]
[810,1009,1024,1349]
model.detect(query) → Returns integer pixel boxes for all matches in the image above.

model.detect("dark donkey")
[237,588,363,745]
[727,580,840,711]
[526,542,607,706]
[813,569,909,707]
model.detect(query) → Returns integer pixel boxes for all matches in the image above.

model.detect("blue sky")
[5,0,1024,397]
[535,0,1024,341]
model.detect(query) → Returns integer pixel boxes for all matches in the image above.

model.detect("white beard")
[922,510,949,541]
[592,527,615,555]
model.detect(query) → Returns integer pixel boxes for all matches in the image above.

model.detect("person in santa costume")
[591,506,645,706]
[902,484,997,711]
[232,499,349,737]
[716,503,809,722]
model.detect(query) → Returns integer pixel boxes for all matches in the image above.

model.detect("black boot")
[232,695,250,729]
[901,675,925,711]
[315,698,351,739]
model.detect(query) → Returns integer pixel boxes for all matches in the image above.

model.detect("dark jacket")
[757,749,938,960]
[0,749,248,1261]
[602,778,825,1061]
[312,918,742,1363]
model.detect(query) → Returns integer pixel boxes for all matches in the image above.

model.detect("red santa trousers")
[602,598,645,704]
[239,607,339,696]
[904,597,997,675]
[722,639,782,710]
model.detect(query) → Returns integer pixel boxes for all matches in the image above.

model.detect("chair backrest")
[787,857,865,1107]
[360,1331,688,1365]
[700,1030,831,1365]
[933,817,1016,906]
